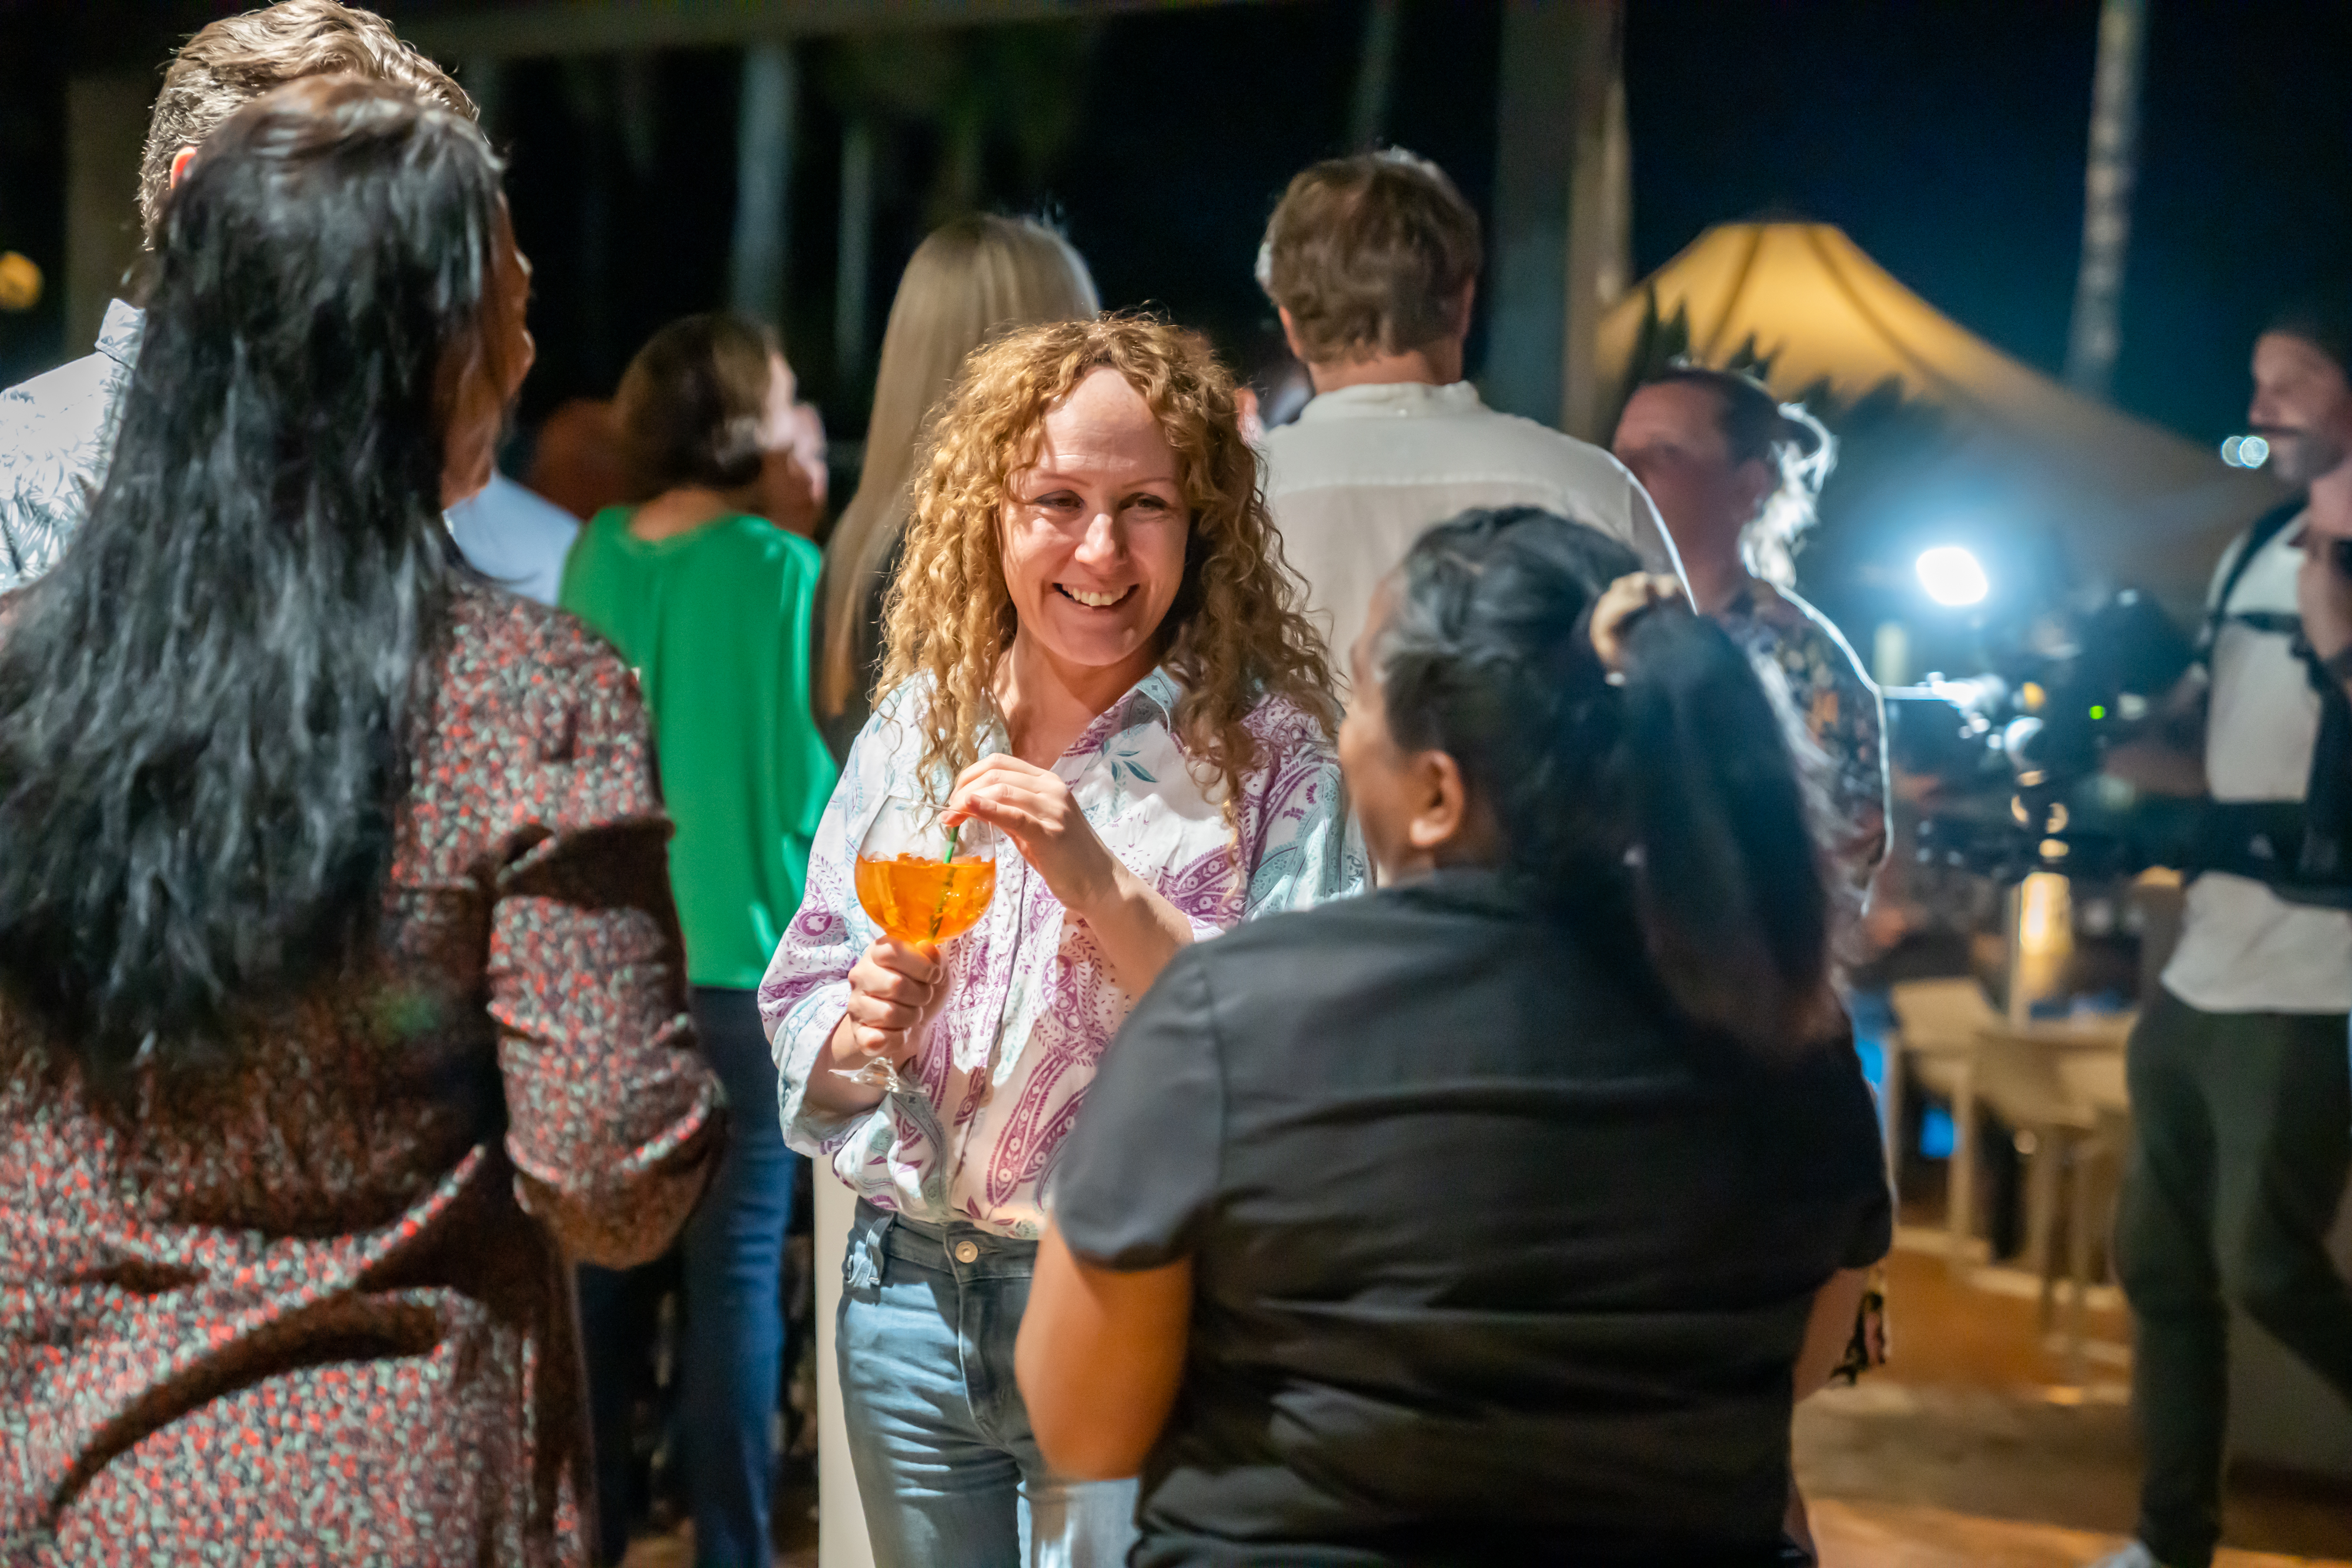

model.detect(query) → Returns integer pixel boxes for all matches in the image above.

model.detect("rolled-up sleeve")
[760,708,884,1158]
[489,649,723,1269]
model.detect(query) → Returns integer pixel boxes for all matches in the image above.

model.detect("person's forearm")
[1017,1223,1193,1480]
[2102,736,2208,797]
[1793,1267,1872,1402]
[1073,864,1194,996]
[798,1012,887,1118]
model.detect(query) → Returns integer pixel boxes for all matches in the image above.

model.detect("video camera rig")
[1887,559,2352,903]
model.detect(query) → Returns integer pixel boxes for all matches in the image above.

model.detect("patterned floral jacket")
[0,586,722,1565]
[1720,581,1891,905]
[761,669,1361,1239]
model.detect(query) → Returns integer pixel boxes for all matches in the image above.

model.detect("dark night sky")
[5,0,2352,447]
[1625,0,2352,444]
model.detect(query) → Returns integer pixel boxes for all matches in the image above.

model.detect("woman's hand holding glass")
[838,935,947,1077]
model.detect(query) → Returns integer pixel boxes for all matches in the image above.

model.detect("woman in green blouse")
[559,312,836,1567]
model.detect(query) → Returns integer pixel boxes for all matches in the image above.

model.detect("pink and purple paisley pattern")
[0,584,724,1564]
[761,668,1361,1239]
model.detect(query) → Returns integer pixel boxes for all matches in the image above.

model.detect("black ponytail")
[1377,507,1831,1059]
[1615,607,1830,1055]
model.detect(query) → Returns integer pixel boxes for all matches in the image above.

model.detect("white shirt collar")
[1293,379,1486,423]
[96,299,145,369]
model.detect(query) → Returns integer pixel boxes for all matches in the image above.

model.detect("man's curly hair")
[879,313,1336,814]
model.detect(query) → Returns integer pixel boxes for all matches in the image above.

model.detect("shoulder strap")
[2201,497,2307,654]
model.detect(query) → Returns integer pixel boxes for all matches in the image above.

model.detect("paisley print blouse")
[761,668,1360,1239]
[0,585,723,1566]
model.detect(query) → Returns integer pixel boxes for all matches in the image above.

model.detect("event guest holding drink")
[761,315,1357,1567]
[0,80,720,1564]
[1017,509,1892,1566]
[559,312,837,1567]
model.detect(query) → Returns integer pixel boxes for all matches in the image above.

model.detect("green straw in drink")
[928,820,962,942]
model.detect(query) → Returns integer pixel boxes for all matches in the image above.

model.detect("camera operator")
[2091,306,2352,1568]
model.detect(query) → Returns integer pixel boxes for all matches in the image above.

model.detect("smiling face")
[2250,331,2352,489]
[998,366,1191,678]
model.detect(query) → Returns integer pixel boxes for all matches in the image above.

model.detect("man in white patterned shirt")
[0,1,475,593]
[1254,149,1681,671]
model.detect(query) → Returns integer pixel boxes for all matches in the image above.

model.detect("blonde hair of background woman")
[818,215,1100,721]
[881,315,1337,817]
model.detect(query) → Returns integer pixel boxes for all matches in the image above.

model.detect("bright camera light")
[1916,545,1989,607]
[2221,434,2271,469]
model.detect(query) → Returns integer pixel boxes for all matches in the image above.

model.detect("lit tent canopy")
[1596,221,2288,620]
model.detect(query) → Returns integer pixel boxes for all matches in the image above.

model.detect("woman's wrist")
[806,1011,886,1115]
[1059,839,1134,926]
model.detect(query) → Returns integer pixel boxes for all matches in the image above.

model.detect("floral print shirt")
[1720,583,1892,1382]
[1720,581,1890,902]
[0,300,140,593]
[0,585,723,1564]
[761,669,1360,1239]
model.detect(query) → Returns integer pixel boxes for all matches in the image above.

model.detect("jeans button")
[954,1240,980,1264]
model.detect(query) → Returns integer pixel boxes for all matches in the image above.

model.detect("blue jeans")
[681,987,800,1567]
[581,987,800,1567]
[838,1201,1138,1568]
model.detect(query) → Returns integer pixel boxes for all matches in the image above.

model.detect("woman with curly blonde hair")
[761,315,1360,1567]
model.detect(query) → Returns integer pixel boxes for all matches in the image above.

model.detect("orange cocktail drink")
[854,852,997,945]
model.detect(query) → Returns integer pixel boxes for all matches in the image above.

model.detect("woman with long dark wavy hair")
[0,78,720,1564]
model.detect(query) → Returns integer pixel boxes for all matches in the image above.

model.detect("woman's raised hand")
[947,753,1121,920]
[1589,571,1689,673]
[840,936,946,1071]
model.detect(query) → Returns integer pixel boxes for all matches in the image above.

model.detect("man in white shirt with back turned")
[2090,304,2352,1568]
[1253,149,1679,670]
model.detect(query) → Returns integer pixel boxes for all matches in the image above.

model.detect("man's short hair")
[139,0,475,245]
[2269,289,2352,380]
[1256,149,1482,366]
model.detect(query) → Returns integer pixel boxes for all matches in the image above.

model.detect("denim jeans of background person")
[560,312,839,1567]
[579,991,798,1566]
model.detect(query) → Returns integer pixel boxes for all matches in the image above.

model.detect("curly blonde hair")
[880,314,1336,812]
